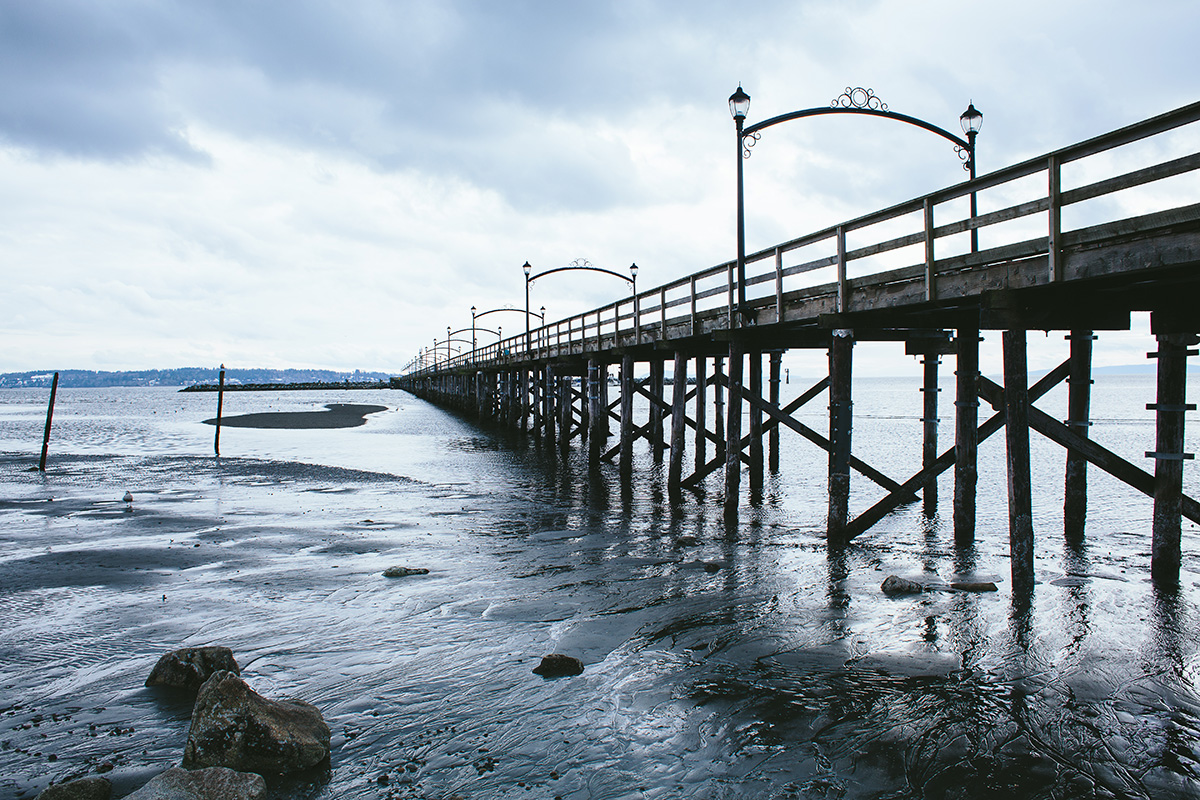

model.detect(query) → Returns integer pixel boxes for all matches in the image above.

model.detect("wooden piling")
[214,365,226,457]
[651,359,665,462]
[749,351,764,496]
[723,342,743,521]
[668,350,688,496]
[1064,331,1095,540]
[558,376,571,452]
[921,353,939,513]
[694,356,708,474]
[954,323,979,544]
[588,359,603,466]
[1150,329,1195,584]
[599,364,611,437]
[827,331,853,542]
[769,352,781,472]
[1003,329,1035,595]
[620,354,634,477]
[38,372,59,472]
[714,356,726,460]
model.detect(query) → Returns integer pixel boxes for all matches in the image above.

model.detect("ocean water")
[0,378,1198,799]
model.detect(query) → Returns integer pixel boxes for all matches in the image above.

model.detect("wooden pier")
[399,102,1200,589]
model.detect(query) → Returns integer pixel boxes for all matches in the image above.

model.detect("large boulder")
[146,647,240,692]
[182,671,330,775]
[35,777,111,800]
[123,766,265,800]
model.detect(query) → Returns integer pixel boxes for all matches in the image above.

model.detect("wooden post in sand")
[214,365,226,457]
[38,372,59,472]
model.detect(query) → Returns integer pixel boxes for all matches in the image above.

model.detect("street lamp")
[523,261,533,353]
[960,102,984,251]
[729,86,750,325]
[731,86,983,314]
[523,259,637,351]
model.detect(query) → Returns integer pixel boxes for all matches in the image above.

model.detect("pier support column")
[668,350,688,498]
[620,354,635,478]
[749,351,764,498]
[827,330,854,543]
[520,369,529,433]
[599,364,611,437]
[714,356,726,461]
[694,356,708,474]
[588,359,603,466]
[723,341,744,521]
[543,366,555,445]
[651,360,666,462]
[769,352,782,472]
[1004,329,1035,596]
[1064,331,1095,541]
[558,375,571,453]
[1150,322,1197,584]
[922,353,940,514]
[954,320,980,545]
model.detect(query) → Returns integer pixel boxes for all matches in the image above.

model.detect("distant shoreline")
[181,381,393,393]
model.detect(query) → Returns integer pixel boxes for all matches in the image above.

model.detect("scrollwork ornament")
[831,87,888,111]
[741,130,761,159]
[569,258,594,269]
[955,145,972,172]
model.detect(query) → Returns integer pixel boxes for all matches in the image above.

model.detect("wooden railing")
[408,101,1200,377]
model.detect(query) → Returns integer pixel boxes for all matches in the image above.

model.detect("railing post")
[923,197,936,302]
[660,287,667,338]
[1048,154,1062,282]
[836,226,848,313]
[774,247,784,323]
[690,276,698,335]
[727,263,735,329]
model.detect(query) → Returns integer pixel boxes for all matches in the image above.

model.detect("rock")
[183,671,330,775]
[383,566,429,578]
[532,654,584,678]
[36,776,111,800]
[881,575,926,595]
[950,581,998,592]
[123,766,265,800]
[146,647,240,691]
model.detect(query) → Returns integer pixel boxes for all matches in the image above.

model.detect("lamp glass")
[960,103,983,135]
[728,86,750,120]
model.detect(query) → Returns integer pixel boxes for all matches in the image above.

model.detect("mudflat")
[203,403,387,429]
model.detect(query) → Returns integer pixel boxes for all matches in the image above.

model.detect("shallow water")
[1,381,1198,799]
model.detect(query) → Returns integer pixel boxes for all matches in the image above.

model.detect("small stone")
[36,776,111,800]
[146,646,240,691]
[123,766,265,800]
[950,581,998,592]
[881,575,926,595]
[533,654,584,678]
[383,566,429,578]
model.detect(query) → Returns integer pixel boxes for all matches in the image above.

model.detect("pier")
[398,100,1200,589]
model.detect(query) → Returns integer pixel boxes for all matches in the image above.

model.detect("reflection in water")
[1,385,1199,799]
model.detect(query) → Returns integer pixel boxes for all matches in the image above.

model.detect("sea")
[0,375,1198,799]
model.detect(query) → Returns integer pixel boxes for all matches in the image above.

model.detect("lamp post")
[523,261,533,353]
[729,86,751,325]
[960,102,983,252]
[730,86,982,315]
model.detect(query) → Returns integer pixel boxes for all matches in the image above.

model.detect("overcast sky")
[1,0,1195,377]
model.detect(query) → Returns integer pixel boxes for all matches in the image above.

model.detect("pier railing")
[408,101,1200,376]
